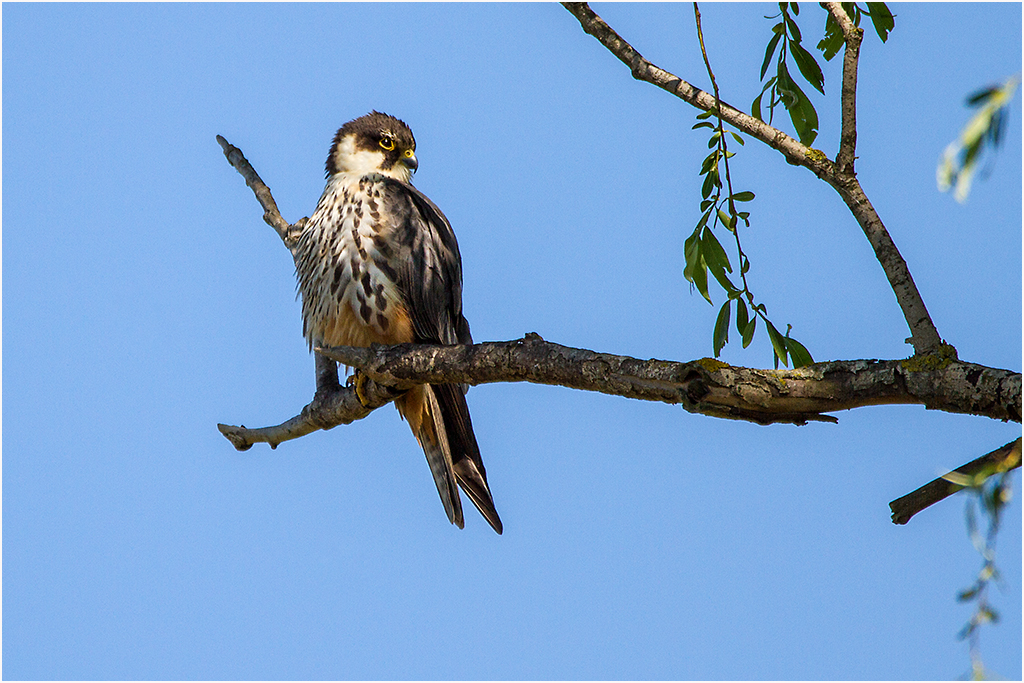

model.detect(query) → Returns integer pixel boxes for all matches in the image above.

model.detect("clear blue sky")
[4,3,1021,679]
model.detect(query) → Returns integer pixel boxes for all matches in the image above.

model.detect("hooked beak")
[401,150,418,173]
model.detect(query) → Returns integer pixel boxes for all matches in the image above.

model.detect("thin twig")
[217,134,305,255]
[692,4,778,344]
[822,2,862,174]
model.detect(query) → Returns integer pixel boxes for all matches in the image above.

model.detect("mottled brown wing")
[380,180,472,346]
[380,178,501,533]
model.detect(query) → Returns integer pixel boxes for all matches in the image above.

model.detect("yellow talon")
[347,370,371,407]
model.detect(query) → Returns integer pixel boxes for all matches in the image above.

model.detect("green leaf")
[701,172,717,200]
[731,190,756,202]
[692,257,712,304]
[692,121,716,130]
[766,321,790,367]
[957,586,979,602]
[713,300,731,356]
[700,149,719,175]
[816,13,844,61]
[786,336,814,367]
[716,208,737,232]
[761,31,783,79]
[708,130,722,148]
[729,131,745,146]
[709,265,740,298]
[966,85,1000,107]
[683,235,712,305]
[865,2,895,42]
[682,233,701,285]
[741,315,757,348]
[701,227,733,274]
[736,297,749,333]
[694,208,712,232]
[784,11,802,43]
[782,76,819,146]
[791,42,825,94]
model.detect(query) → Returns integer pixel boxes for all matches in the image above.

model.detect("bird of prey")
[294,112,502,534]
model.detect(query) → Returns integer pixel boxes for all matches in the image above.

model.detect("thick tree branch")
[219,335,1020,451]
[318,336,1020,424]
[889,438,1022,524]
[217,134,305,255]
[561,2,945,356]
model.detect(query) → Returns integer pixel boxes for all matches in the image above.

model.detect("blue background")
[4,3,1021,679]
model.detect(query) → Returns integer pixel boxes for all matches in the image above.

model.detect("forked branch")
[561,2,944,356]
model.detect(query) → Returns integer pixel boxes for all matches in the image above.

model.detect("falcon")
[294,112,502,534]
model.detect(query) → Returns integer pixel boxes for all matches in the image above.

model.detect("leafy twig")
[689,3,814,368]
[753,2,825,146]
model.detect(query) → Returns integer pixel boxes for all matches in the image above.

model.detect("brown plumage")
[293,112,502,534]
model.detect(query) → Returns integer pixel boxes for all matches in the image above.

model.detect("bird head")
[326,111,418,183]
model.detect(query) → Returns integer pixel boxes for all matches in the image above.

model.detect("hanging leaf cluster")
[684,110,813,369]
[944,451,1018,678]
[752,2,825,146]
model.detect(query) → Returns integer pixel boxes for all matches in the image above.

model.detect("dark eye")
[379,136,395,151]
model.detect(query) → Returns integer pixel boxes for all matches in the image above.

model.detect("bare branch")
[217,374,402,451]
[217,134,306,255]
[318,335,1021,424]
[219,334,1019,449]
[890,438,1022,524]
[822,2,862,174]
[830,178,944,354]
[561,2,945,356]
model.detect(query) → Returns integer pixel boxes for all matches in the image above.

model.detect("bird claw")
[347,370,372,408]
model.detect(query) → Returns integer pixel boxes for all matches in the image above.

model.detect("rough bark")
[218,334,1021,452]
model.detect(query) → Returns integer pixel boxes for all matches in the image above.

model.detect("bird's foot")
[347,370,372,408]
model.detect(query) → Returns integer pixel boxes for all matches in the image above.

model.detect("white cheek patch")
[332,134,413,182]
[333,135,387,176]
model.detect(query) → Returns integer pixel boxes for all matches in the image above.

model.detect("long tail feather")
[397,386,464,529]
[433,384,503,535]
